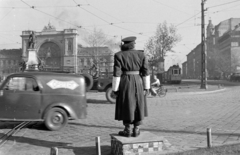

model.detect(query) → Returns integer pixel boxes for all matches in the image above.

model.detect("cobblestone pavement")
[1,86,240,155]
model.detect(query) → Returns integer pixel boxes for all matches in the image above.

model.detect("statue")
[42,22,56,32]
[24,31,39,71]
[28,31,36,49]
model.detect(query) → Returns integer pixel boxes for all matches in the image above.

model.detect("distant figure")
[150,75,161,96]
[28,31,36,49]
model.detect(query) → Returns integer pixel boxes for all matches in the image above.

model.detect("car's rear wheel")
[81,73,94,91]
[106,87,116,104]
[44,107,68,131]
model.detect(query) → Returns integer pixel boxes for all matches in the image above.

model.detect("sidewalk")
[164,84,225,94]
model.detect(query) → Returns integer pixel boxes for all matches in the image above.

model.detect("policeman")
[112,36,150,137]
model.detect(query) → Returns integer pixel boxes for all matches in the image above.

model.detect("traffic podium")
[110,131,172,155]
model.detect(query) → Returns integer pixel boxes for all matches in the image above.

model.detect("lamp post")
[200,0,208,89]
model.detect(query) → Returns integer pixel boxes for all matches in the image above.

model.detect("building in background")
[182,18,240,79]
[182,61,187,79]
[0,49,22,79]
[21,22,78,72]
[182,44,202,79]
[0,23,114,78]
[78,47,114,74]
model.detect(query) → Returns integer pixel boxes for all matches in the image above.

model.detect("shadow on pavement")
[165,142,240,155]
[0,121,20,129]
[59,145,111,155]
[0,122,49,131]
[0,132,111,155]
[87,99,112,104]
[69,122,240,137]
[0,133,70,148]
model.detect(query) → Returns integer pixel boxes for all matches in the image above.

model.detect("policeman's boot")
[118,124,131,137]
[132,125,140,137]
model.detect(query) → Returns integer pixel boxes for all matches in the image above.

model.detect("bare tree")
[83,27,119,52]
[209,49,231,78]
[82,27,119,75]
[145,21,181,73]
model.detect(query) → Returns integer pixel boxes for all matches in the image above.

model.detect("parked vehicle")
[91,71,116,103]
[230,73,240,82]
[0,71,88,131]
[163,65,181,84]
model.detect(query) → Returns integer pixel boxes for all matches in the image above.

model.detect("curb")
[177,88,226,95]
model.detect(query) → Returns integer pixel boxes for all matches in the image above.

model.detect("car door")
[0,76,41,120]
[0,78,12,119]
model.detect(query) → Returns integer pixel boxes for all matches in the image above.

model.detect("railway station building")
[0,23,114,78]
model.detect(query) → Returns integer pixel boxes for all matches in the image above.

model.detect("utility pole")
[201,0,208,89]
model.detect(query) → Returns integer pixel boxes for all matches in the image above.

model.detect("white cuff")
[112,77,120,91]
[143,75,150,89]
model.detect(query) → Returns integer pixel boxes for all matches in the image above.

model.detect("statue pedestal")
[25,49,38,70]
[110,131,172,155]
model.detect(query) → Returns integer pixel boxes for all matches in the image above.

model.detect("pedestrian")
[112,36,150,137]
[150,74,161,96]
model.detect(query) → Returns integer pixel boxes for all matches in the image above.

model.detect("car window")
[3,77,39,91]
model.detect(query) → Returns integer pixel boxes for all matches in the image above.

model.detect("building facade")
[78,47,114,74]
[182,18,240,79]
[0,49,22,79]
[182,61,187,78]
[21,22,78,72]
[0,23,114,78]
[183,44,202,79]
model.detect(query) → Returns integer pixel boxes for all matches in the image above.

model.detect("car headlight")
[98,82,104,88]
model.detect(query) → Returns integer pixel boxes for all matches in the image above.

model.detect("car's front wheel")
[44,107,68,131]
[106,87,116,104]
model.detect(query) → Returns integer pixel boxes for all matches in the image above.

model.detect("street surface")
[1,84,240,155]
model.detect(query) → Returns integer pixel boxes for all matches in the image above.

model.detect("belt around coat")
[123,71,139,75]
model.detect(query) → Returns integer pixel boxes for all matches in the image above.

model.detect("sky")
[0,0,240,70]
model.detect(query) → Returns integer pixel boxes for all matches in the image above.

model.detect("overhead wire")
[20,0,102,35]
[2,1,172,36]
[207,2,240,14]
[4,0,227,51]
[71,0,148,37]
[174,1,240,28]
[152,0,190,15]
[208,0,240,8]
[0,8,13,22]
[88,4,124,23]
[176,11,201,27]
[20,0,146,38]
[0,5,88,8]
[20,0,31,8]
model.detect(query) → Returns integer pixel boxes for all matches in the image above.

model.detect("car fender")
[104,84,112,91]
[42,102,78,120]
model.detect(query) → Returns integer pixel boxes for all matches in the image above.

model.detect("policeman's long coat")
[113,49,149,122]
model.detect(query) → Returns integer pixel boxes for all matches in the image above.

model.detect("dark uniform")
[112,36,150,137]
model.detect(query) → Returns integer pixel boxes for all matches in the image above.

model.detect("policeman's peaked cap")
[122,36,136,44]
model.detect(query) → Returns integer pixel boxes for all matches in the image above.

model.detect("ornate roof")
[42,22,56,32]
